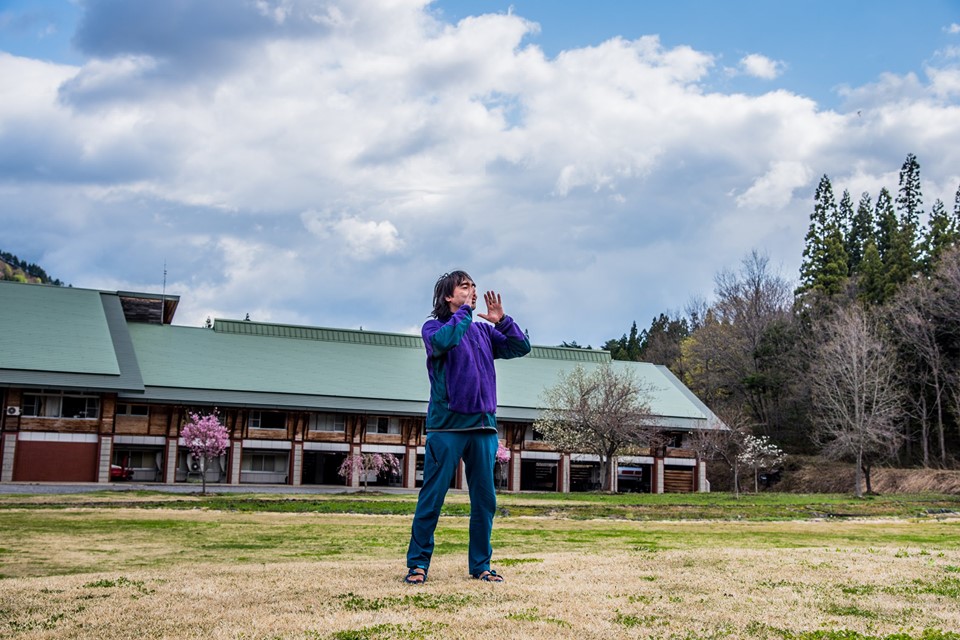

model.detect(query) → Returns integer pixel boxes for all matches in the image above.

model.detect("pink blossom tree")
[338,453,401,491]
[495,443,511,491]
[181,411,229,494]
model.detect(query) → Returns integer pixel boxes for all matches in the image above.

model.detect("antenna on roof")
[161,260,167,324]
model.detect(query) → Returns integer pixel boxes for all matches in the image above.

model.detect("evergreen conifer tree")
[797,174,849,297]
[875,187,897,262]
[875,186,915,301]
[896,153,923,256]
[847,191,875,275]
[857,239,886,306]
[924,198,954,272]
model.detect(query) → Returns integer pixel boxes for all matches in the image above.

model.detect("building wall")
[0,387,706,491]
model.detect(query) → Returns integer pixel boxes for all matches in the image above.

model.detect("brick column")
[559,453,571,493]
[654,458,665,494]
[291,442,303,486]
[164,438,178,483]
[405,446,417,489]
[697,460,708,493]
[0,433,17,482]
[349,444,361,489]
[510,453,521,492]
[229,441,243,484]
[97,436,113,483]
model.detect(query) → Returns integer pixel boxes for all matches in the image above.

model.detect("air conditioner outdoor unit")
[5,406,21,416]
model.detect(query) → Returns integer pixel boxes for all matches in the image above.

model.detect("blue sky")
[1,0,959,348]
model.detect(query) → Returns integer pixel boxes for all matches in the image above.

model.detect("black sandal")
[473,570,503,582]
[404,567,427,585]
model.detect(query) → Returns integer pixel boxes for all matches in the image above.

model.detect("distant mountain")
[0,250,65,286]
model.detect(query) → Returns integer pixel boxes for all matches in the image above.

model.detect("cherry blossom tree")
[338,453,401,491]
[181,411,229,495]
[495,443,511,491]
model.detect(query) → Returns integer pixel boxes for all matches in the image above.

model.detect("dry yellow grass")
[1,510,959,639]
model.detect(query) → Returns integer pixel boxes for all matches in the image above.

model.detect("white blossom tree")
[738,434,785,492]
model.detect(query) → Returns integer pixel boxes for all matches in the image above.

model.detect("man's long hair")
[431,270,472,322]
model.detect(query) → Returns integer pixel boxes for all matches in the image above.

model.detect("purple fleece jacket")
[422,304,531,431]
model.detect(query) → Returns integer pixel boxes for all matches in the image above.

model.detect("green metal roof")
[127,318,720,427]
[0,282,722,429]
[128,322,427,401]
[0,281,120,376]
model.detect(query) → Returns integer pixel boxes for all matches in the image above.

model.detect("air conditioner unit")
[5,406,21,416]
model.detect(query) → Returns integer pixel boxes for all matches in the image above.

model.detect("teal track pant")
[406,429,498,576]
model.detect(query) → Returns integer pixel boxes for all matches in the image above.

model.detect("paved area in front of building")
[0,482,423,495]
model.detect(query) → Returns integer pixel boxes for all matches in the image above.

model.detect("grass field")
[1,491,959,639]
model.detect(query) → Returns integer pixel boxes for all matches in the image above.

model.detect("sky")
[1,0,959,349]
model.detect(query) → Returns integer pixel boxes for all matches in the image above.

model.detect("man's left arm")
[489,315,531,359]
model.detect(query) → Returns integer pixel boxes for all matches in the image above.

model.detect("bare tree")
[683,251,800,442]
[930,247,960,462]
[889,278,947,467]
[535,363,658,492]
[808,305,904,497]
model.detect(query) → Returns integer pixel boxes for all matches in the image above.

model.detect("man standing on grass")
[404,270,531,584]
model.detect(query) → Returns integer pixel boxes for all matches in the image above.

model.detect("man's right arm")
[423,305,473,357]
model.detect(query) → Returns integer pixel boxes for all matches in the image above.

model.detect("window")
[240,453,288,472]
[249,411,286,430]
[524,426,545,441]
[366,416,399,435]
[116,404,150,417]
[310,413,346,432]
[21,390,100,419]
[113,450,157,468]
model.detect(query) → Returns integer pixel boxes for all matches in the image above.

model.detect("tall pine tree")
[924,198,955,272]
[896,153,923,261]
[857,239,886,306]
[846,192,875,275]
[797,174,849,298]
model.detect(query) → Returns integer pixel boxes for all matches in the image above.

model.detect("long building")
[0,280,724,492]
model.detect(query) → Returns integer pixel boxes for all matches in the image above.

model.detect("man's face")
[446,278,477,312]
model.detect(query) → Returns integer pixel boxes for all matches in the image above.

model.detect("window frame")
[248,410,287,430]
[20,390,100,419]
[365,415,400,435]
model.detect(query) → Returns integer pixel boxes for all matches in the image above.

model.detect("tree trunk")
[862,462,873,495]
[935,376,946,467]
[599,458,611,492]
[854,450,863,498]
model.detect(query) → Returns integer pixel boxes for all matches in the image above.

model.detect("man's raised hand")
[477,291,504,324]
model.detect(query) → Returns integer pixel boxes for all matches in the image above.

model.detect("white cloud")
[738,53,785,80]
[736,161,813,209]
[2,1,960,347]
[927,66,960,98]
[302,210,404,258]
[946,23,960,34]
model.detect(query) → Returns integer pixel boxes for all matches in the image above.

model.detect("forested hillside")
[0,250,65,286]
[601,153,960,480]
